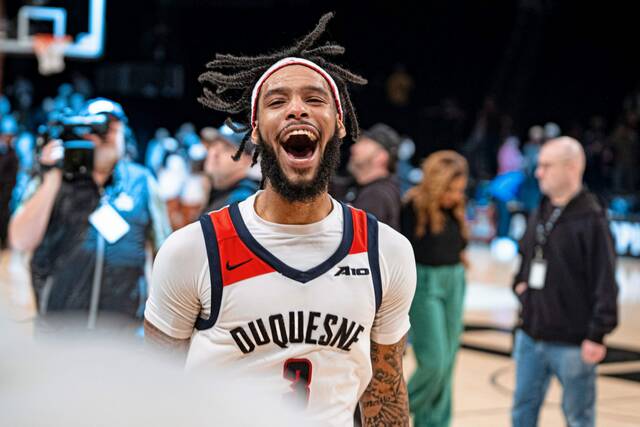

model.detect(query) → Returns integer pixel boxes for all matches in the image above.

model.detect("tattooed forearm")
[144,318,190,363]
[360,335,410,426]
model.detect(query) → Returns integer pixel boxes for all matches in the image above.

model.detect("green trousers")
[408,263,466,427]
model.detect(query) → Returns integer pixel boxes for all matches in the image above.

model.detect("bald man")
[510,137,618,427]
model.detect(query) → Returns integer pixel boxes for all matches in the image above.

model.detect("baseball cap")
[361,123,401,157]
[83,98,128,123]
[217,122,248,147]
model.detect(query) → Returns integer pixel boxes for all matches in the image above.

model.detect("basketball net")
[33,34,72,76]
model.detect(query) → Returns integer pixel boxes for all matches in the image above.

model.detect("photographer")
[9,98,171,328]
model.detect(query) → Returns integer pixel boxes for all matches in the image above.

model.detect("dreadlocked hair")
[198,12,367,165]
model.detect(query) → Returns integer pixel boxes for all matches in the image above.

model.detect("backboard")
[0,0,106,60]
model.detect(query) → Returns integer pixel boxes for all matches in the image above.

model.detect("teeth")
[284,129,317,142]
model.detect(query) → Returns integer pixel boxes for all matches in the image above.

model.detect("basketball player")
[144,13,416,426]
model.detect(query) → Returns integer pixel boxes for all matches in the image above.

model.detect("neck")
[255,184,333,225]
[354,167,389,185]
[92,169,113,187]
[550,183,582,207]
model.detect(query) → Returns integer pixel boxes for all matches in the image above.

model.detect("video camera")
[38,113,110,181]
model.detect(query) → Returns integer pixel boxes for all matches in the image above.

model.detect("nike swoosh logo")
[226,258,253,271]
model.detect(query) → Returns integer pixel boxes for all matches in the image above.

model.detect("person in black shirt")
[401,150,469,427]
[343,123,402,230]
[9,98,171,330]
[202,123,258,213]
[511,137,617,427]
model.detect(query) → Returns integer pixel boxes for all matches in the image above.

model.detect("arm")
[144,318,190,362]
[512,210,537,296]
[360,335,410,426]
[362,224,416,425]
[9,169,61,251]
[144,222,208,362]
[9,140,63,251]
[584,215,618,344]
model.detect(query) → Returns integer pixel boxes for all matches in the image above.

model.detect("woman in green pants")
[401,150,469,427]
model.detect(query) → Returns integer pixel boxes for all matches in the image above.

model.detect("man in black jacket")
[511,137,618,427]
[342,123,402,231]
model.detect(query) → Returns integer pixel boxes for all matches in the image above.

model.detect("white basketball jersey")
[185,201,382,425]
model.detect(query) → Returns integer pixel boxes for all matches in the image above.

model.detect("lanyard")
[534,206,563,259]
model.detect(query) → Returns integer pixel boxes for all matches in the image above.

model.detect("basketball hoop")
[33,34,72,76]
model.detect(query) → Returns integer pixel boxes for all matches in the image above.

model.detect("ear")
[336,115,347,139]
[377,149,390,168]
[251,125,260,144]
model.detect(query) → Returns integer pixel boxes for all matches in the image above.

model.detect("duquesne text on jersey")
[230,311,366,354]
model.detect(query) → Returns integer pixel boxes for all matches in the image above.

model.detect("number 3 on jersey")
[283,358,313,407]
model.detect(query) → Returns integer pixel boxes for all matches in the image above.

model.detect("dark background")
[3,0,640,161]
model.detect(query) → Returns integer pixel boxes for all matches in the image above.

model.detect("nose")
[286,96,309,121]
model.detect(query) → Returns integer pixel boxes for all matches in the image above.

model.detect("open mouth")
[280,127,319,161]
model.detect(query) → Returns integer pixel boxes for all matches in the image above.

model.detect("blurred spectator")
[178,142,210,226]
[0,115,19,249]
[609,112,639,193]
[345,123,402,230]
[144,128,171,177]
[512,137,617,427]
[543,121,561,140]
[203,123,258,213]
[520,125,544,213]
[582,116,608,192]
[11,130,36,213]
[401,150,469,427]
[466,96,502,178]
[386,64,415,108]
[8,98,171,329]
[157,143,189,229]
[498,135,523,175]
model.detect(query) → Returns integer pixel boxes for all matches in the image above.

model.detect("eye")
[267,99,285,107]
[309,97,326,104]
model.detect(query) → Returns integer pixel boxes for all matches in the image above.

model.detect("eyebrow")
[262,85,331,100]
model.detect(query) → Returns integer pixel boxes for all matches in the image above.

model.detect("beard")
[258,133,341,203]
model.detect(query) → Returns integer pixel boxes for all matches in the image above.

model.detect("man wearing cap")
[9,98,171,329]
[144,13,415,426]
[202,123,258,212]
[345,123,403,231]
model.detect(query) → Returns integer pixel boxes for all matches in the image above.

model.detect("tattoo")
[360,335,410,426]
[143,318,190,363]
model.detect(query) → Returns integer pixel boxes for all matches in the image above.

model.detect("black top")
[344,176,401,231]
[204,178,258,213]
[513,189,618,345]
[401,200,466,266]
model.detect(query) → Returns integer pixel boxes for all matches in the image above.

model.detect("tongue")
[289,146,313,159]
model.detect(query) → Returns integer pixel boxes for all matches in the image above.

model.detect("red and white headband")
[250,57,343,129]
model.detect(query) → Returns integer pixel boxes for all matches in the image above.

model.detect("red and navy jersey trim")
[195,202,382,331]
[228,202,356,284]
[195,213,223,330]
[366,212,382,312]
